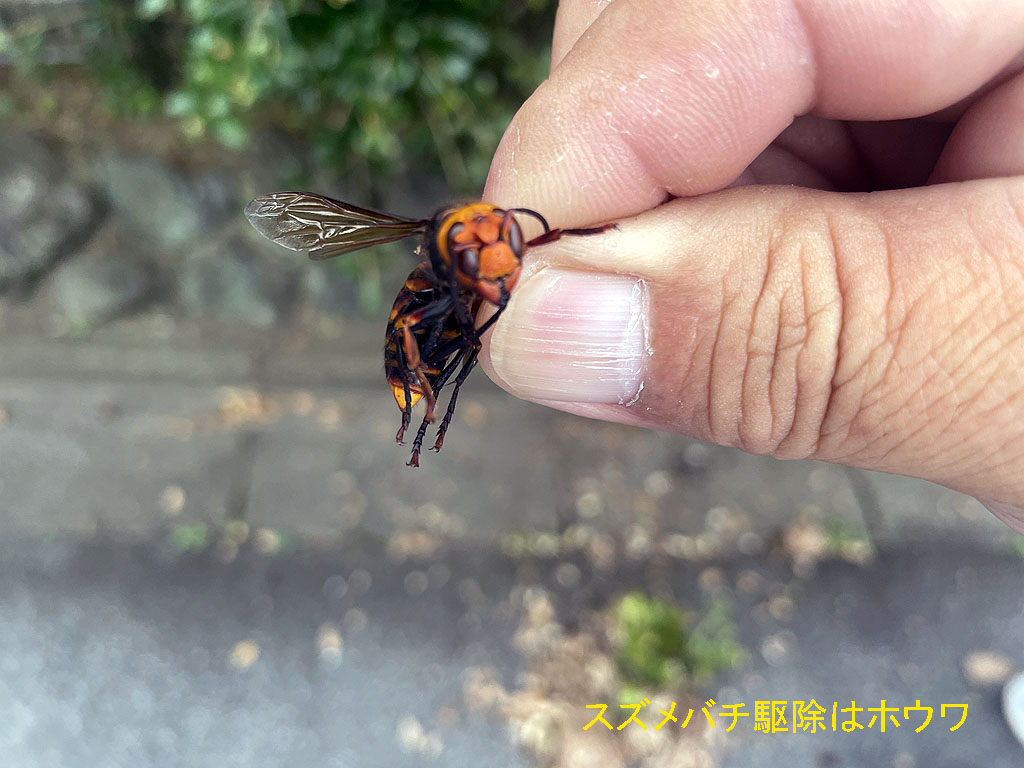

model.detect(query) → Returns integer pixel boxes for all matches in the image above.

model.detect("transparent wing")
[244,191,427,260]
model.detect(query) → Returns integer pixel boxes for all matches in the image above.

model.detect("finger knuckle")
[712,207,844,459]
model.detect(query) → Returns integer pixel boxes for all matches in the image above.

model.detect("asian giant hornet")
[245,191,612,466]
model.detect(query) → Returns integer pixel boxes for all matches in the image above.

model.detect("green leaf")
[137,0,174,21]
[164,91,197,117]
[210,116,248,149]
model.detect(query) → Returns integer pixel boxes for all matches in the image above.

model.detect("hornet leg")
[400,324,438,422]
[407,413,432,467]
[525,223,616,248]
[431,348,480,454]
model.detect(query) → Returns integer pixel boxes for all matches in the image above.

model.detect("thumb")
[478,180,1024,507]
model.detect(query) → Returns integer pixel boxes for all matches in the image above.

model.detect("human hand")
[477,0,1024,528]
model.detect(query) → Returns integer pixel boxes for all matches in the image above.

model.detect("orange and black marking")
[384,262,465,449]
[245,191,614,466]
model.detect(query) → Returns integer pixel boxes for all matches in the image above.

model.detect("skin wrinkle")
[792,212,839,459]
[734,188,1015,475]
[644,282,709,437]
[879,271,934,407]
[943,300,1011,403]
[775,262,809,457]
[878,194,1023,478]
[824,224,898,462]
[849,220,903,462]
[966,339,1024,418]
[866,258,1000,474]
[978,397,1024,462]
[931,379,1018,478]
[923,436,982,480]
[816,210,857,457]
[975,450,1024,500]
[771,285,802,455]
[918,347,964,433]
[854,346,900,464]
[607,128,669,214]
[681,315,703,414]
[550,0,612,71]
[957,323,1024,428]
[938,285,994,386]
[776,214,823,457]
[739,216,780,454]
[753,216,821,458]
[664,291,707,435]
[774,210,848,459]
[788,220,842,458]
[1002,255,1024,317]
[961,196,1000,291]
[906,381,949,465]
[931,409,1024,484]
[706,272,733,447]
[878,361,956,470]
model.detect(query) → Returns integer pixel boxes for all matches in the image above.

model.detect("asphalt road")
[1,537,1022,767]
[1,318,1022,767]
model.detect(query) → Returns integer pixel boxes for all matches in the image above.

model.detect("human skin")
[476,0,1024,529]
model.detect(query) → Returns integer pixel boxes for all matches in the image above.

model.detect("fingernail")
[488,269,646,403]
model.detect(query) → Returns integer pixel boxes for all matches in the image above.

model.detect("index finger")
[485,0,1024,225]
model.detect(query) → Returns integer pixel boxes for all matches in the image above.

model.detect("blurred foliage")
[685,598,749,682]
[824,518,869,553]
[171,522,210,553]
[613,592,747,706]
[1,0,554,311]
[1,0,554,194]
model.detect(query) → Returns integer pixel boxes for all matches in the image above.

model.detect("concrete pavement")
[0,313,1022,767]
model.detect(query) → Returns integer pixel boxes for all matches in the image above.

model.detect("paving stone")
[0,379,241,537]
[244,380,564,542]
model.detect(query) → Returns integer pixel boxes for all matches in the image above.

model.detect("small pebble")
[963,650,1015,687]
[158,485,186,516]
[228,639,260,670]
[252,527,281,555]
[761,632,795,666]
[316,623,343,664]
[554,562,581,589]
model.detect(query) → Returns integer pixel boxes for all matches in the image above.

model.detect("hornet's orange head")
[435,203,525,305]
